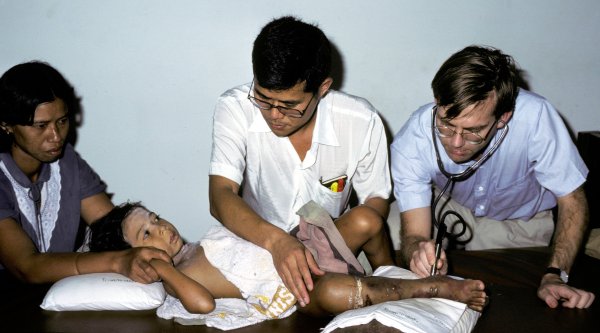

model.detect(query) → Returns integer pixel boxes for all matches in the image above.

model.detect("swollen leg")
[365,275,488,312]
[299,273,367,317]
[299,273,488,317]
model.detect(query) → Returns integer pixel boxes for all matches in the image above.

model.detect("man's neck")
[288,114,317,161]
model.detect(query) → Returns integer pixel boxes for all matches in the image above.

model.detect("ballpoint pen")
[430,222,447,276]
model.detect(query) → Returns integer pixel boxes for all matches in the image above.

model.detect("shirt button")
[479,205,485,210]
[478,186,484,191]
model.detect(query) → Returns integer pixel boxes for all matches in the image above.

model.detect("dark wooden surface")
[2,248,598,332]
[578,131,600,229]
[449,247,600,333]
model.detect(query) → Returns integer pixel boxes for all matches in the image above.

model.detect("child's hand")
[118,246,171,283]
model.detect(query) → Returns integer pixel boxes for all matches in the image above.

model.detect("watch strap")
[545,267,561,275]
[545,267,568,283]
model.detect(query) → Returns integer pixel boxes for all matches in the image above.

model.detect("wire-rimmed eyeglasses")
[430,105,509,182]
[433,106,498,145]
[247,81,315,118]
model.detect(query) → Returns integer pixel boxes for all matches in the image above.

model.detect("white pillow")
[40,273,166,311]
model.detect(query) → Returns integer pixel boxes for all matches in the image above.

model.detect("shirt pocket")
[492,171,541,212]
[311,177,351,219]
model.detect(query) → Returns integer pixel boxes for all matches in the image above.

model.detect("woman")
[90,202,488,317]
[0,61,169,285]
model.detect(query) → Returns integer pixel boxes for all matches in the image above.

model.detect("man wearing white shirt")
[209,16,394,308]
[391,45,594,309]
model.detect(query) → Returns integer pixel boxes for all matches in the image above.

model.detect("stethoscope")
[429,106,509,274]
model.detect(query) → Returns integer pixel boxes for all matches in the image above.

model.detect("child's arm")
[150,259,216,313]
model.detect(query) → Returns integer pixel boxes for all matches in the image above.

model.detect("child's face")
[122,207,184,257]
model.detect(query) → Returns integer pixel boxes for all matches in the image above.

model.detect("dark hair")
[89,202,145,252]
[0,61,77,150]
[252,16,331,93]
[431,45,519,119]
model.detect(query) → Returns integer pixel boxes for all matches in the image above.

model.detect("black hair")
[252,16,331,93]
[431,45,519,119]
[0,61,77,151]
[89,202,146,252]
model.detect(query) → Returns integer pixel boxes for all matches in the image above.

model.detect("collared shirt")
[210,83,391,232]
[391,89,588,221]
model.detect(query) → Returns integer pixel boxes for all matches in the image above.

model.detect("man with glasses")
[391,45,594,308]
[209,16,394,309]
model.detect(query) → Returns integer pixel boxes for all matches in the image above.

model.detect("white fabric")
[0,160,61,252]
[157,296,274,330]
[201,226,296,317]
[322,266,480,333]
[210,83,391,232]
[40,273,166,311]
[156,225,296,330]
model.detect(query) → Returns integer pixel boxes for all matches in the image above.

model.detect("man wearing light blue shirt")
[391,45,594,309]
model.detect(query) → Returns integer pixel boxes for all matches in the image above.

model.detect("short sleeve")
[71,148,107,200]
[352,113,392,203]
[527,99,587,197]
[0,176,18,222]
[209,88,251,185]
[391,106,436,212]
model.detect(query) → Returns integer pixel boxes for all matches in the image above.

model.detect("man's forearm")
[549,187,589,272]
[399,207,433,267]
[399,235,426,267]
[209,176,287,251]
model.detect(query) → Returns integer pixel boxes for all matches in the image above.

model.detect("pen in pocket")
[320,175,348,193]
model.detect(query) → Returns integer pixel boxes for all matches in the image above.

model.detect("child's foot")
[414,276,488,311]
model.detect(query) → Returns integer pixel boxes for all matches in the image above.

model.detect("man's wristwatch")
[545,267,569,283]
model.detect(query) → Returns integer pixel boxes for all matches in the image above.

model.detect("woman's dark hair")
[431,45,519,119]
[252,16,331,93]
[0,61,77,151]
[89,202,145,252]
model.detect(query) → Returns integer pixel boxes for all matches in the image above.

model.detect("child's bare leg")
[299,273,487,317]
[335,205,395,269]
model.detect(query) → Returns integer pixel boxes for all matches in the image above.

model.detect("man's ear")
[498,111,513,128]
[318,77,333,98]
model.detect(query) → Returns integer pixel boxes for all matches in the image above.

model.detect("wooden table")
[449,247,600,333]
[1,247,598,332]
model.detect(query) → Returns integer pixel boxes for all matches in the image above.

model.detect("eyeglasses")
[247,82,315,118]
[433,106,498,145]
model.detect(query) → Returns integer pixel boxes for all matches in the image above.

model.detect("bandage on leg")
[348,276,364,309]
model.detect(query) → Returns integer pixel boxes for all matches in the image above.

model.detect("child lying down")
[89,202,487,318]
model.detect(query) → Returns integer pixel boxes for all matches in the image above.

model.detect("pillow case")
[40,273,166,311]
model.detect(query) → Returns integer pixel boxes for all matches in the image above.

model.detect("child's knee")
[347,206,385,235]
[311,274,360,314]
